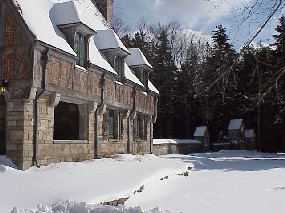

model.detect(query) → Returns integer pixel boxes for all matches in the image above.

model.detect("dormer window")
[143,71,149,89]
[75,32,87,67]
[115,55,124,82]
[56,21,95,69]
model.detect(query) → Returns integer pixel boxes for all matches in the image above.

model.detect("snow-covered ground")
[0,151,285,213]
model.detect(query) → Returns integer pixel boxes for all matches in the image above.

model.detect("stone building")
[194,126,210,151]
[0,0,159,170]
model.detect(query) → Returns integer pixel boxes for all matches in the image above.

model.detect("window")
[75,32,87,67]
[115,56,124,82]
[120,113,124,139]
[143,71,148,88]
[54,102,79,140]
[136,115,144,140]
[109,110,115,138]
[54,102,87,141]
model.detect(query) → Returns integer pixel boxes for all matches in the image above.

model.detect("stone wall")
[96,112,152,157]
[0,97,6,154]
[5,100,34,170]
[152,143,203,156]
[36,97,95,166]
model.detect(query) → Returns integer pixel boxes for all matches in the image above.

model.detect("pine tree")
[151,29,177,138]
[203,25,237,144]
[273,15,285,64]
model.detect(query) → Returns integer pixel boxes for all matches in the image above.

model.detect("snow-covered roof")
[228,119,243,130]
[124,63,144,87]
[148,80,159,94]
[13,0,116,73]
[94,29,130,54]
[13,0,159,90]
[153,139,201,145]
[13,0,76,55]
[89,37,116,74]
[245,129,254,138]
[126,48,153,69]
[194,126,208,137]
[50,0,108,30]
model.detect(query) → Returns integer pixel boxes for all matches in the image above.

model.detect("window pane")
[115,56,124,82]
[75,33,86,67]
[109,110,114,137]
[75,33,80,65]
[137,115,141,139]
[54,102,79,140]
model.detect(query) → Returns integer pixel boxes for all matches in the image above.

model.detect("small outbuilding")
[194,126,210,151]
[244,129,255,150]
[228,119,245,149]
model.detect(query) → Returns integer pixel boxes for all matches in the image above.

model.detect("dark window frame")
[115,56,124,82]
[75,32,87,67]
[108,110,115,138]
[54,102,79,140]
[136,114,145,140]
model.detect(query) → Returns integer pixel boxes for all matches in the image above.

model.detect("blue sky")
[114,0,283,48]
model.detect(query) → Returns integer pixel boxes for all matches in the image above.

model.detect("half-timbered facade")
[0,0,158,170]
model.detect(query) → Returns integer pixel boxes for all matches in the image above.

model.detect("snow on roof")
[13,0,76,55]
[13,0,116,73]
[89,36,116,74]
[153,139,201,145]
[126,48,153,69]
[124,63,144,87]
[148,80,159,94]
[228,119,243,130]
[50,0,108,30]
[194,126,207,137]
[94,29,130,54]
[245,129,254,138]
[13,0,157,87]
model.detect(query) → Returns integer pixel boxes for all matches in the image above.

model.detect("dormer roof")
[50,0,109,30]
[94,29,130,55]
[126,48,153,69]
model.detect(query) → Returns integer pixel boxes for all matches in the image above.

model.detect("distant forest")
[116,16,285,153]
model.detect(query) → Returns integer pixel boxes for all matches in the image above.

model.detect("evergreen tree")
[203,25,237,145]
[273,15,285,64]
[151,29,177,138]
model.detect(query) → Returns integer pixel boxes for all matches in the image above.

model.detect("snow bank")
[0,154,188,212]
[0,155,18,170]
[11,200,169,213]
[2,151,285,213]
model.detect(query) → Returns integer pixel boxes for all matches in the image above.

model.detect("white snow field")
[0,151,285,213]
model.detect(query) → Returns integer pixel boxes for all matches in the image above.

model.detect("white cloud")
[150,0,250,31]
[115,0,249,32]
[114,0,284,47]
